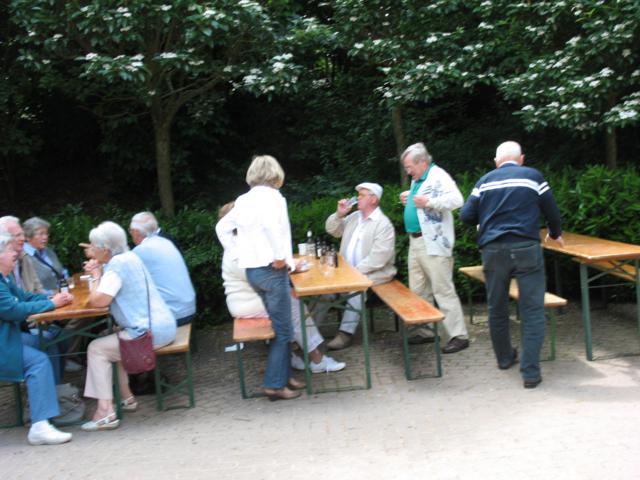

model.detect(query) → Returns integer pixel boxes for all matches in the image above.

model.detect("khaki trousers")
[83,332,131,400]
[408,236,468,340]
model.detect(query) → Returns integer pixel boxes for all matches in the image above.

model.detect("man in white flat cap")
[323,182,396,350]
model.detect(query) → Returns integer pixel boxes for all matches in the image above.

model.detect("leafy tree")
[10,0,305,215]
[478,0,640,167]
[0,2,42,203]
[332,0,493,183]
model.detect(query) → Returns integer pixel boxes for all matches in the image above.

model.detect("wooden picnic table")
[27,274,110,353]
[540,229,640,360]
[28,275,109,324]
[289,254,373,394]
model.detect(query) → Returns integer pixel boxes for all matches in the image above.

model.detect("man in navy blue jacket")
[460,141,564,389]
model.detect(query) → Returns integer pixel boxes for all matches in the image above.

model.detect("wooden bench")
[371,280,445,380]
[459,265,567,360]
[113,323,195,417]
[232,317,275,399]
[0,382,24,429]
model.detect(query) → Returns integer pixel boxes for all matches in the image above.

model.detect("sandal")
[81,413,120,432]
[120,396,138,412]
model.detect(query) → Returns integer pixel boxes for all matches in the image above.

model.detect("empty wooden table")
[540,229,640,360]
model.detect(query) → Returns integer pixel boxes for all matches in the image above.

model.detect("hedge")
[37,165,639,326]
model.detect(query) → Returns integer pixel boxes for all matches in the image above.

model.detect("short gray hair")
[0,233,12,253]
[245,155,285,188]
[89,221,129,256]
[130,211,159,238]
[0,216,20,235]
[23,217,51,239]
[401,142,432,165]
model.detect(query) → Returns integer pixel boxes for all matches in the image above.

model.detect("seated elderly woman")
[81,221,176,431]
[218,202,346,374]
[0,233,75,445]
[22,217,65,295]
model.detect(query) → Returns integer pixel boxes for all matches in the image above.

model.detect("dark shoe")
[442,337,469,354]
[327,331,352,350]
[524,377,542,389]
[263,387,302,401]
[408,335,436,345]
[287,377,306,391]
[498,348,518,370]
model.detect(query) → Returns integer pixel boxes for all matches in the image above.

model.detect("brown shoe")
[287,377,306,390]
[263,387,301,401]
[441,336,470,354]
[326,331,353,351]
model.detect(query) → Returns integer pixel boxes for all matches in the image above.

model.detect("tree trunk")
[153,119,175,217]
[391,104,408,186]
[605,127,617,169]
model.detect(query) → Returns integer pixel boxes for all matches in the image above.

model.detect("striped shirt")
[460,162,562,247]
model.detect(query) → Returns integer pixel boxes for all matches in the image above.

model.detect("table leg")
[580,263,593,361]
[300,299,312,395]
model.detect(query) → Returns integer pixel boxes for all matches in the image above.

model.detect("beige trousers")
[408,236,468,340]
[83,332,131,400]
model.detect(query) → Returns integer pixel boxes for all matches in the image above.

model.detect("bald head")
[495,141,524,167]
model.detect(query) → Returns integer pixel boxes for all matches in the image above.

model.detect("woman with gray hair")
[22,216,65,294]
[216,155,304,401]
[81,221,176,431]
[0,233,75,445]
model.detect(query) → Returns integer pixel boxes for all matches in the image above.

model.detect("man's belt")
[409,232,423,238]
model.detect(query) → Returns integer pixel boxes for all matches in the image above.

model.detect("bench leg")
[434,323,442,377]
[401,322,442,380]
[400,321,412,381]
[235,343,249,399]
[14,383,24,426]
[466,285,475,325]
[112,364,123,420]
[154,361,164,411]
[185,349,195,408]
[546,310,557,361]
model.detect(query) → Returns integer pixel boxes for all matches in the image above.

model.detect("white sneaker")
[28,422,73,446]
[310,355,346,373]
[64,359,83,373]
[291,353,305,371]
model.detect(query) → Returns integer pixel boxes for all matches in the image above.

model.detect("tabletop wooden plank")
[28,275,109,323]
[289,254,372,297]
[540,229,640,262]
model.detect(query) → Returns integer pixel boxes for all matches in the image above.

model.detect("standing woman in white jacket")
[216,155,304,401]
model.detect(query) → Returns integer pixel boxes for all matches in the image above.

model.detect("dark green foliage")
[32,165,640,327]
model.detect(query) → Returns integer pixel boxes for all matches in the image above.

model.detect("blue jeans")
[22,344,60,422]
[246,265,292,389]
[481,240,546,381]
[21,325,65,385]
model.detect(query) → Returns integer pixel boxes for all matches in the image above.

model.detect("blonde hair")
[245,155,285,188]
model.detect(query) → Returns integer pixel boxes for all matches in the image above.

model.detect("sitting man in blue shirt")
[129,212,196,326]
